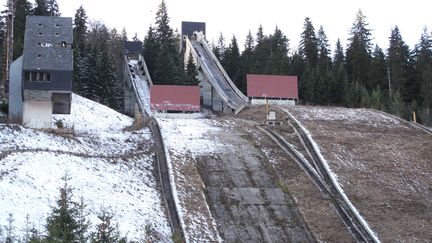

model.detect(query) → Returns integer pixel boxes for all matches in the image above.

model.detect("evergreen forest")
[1,0,431,124]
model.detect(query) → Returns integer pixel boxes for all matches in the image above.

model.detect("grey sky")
[54,0,431,52]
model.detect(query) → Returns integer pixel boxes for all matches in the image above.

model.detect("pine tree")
[13,0,32,59]
[316,25,332,104]
[387,26,416,102]
[184,53,199,86]
[239,30,255,93]
[421,64,432,109]
[299,17,318,68]
[266,26,289,74]
[213,33,226,64]
[299,18,318,103]
[143,26,158,80]
[47,0,60,16]
[5,213,15,243]
[301,65,318,103]
[76,197,91,243]
[390,90,405,117]
[369,45,387,91]
[346,10,372,86]
[224,35,242,90]
[73,5,89,94]
[332,39,347,104]
[92,208,124,243]
[152,0,182,85]
[252,25,270,74]
[256,25,264,44]
[46,174,80,242]
[370,87,383,110]
[33,0,49,16]
[98,49,122,110]
[414,27,432,106]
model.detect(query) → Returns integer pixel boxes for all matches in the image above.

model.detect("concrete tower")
[16,16,73,128]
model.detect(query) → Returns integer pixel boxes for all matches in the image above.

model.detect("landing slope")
[159,117,314,242]
[0,94,171,241]
[284,106,432,242]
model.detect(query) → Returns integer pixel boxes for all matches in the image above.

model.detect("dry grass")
[285,106,432,242]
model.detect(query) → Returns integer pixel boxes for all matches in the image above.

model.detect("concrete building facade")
[9,16,73,128]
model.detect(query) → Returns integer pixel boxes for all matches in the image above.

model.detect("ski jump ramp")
[185,33,249,113]
[123,54,153,117]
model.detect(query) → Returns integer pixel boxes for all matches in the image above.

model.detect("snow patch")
[0,94,171,241]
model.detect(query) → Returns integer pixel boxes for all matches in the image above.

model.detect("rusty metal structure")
[1,0,16,104]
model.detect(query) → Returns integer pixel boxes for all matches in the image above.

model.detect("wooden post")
[413,111,417,123]
[265,97,269,115]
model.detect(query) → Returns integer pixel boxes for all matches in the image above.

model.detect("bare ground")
[283,105,432,242]
[236,106,355,242]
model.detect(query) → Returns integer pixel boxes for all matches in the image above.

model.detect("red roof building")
[247,74,298,99]
[150,85,200,112]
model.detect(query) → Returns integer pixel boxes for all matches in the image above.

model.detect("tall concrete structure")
[9,16,73,128]
[123,41,143,117]
[183,25,248,113]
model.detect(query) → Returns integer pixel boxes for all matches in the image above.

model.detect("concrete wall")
[200,75,213,107]
[153,112,201,119]
[8,57,23,122]
[23,100,53,129]
[124,85,135,116]
[212,87,224,111]
[251,98,296,106]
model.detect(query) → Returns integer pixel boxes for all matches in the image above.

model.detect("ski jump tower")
[8,16,73,128]
[182,21,248,113]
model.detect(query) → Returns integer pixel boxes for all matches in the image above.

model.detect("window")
[31,72,37,82]
[55,33,59,36]
[38,32,42,36]
[24,71,30,82]
[37,43,41,46]
[38,23,42,27]
[55,23,60,28]
[25,71,52,82]
[37,54,42,58]
[45,73,51,82]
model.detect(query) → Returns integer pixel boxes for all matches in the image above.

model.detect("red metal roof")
[150,85,200,111]
[247,74,298,99]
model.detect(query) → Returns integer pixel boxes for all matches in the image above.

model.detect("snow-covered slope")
[0,94,171,241]
[158,118,224,242]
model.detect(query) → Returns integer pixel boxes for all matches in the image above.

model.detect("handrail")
[186,36,248,112]
[185,37,230,104]
[199,39,248,103]
[124,56,146,116]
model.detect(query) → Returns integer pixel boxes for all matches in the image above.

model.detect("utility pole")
[387,66,392,99]
[0,0,16,105]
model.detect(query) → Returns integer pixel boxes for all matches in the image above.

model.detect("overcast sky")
[53,0,431,52]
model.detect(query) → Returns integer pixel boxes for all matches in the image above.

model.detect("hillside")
[284,105,432,242]
[0,94,171,241]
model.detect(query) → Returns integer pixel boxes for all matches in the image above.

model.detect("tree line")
[1,1,431,125]
[210,11,432,125]
[141,2,431,125]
